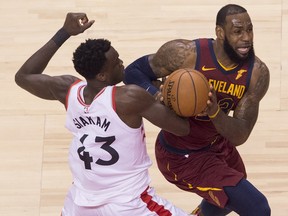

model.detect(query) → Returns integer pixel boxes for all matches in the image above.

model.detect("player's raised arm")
[15,12,94,103]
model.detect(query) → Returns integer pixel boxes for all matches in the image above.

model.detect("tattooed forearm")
[234,95,252,119]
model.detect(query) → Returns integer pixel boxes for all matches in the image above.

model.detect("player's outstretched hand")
[62,12,95,36]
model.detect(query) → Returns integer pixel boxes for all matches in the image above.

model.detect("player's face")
[223,36,254,63]
[223,12,254,63]
[103,46,125,85]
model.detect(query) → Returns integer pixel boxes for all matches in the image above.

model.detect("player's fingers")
[154,91,163,101]
[208,85,217,102]
[83,20,95,30]
[74,13,95,29]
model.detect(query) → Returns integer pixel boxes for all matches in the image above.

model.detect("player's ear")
[96,72,106,81]
[215,25,225,40]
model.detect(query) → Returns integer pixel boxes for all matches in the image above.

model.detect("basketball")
[162,68,210,117]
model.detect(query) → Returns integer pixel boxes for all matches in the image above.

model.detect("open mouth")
[237,47,250,55]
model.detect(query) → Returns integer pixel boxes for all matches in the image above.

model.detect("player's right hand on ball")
[154,90,164,102]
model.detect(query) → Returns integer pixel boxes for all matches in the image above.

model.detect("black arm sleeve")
[124,55,159,95]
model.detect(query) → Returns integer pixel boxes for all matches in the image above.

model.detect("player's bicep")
[233,58,270,130]
[245,58,270,105]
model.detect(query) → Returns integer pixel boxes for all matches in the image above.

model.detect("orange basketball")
[162,68,210,117]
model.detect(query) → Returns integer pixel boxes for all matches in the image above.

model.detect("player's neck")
[83,82,107,104]
[214,40,239,69]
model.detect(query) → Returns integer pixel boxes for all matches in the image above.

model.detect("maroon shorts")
[155,135,246,208]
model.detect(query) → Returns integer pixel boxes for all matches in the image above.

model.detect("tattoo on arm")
[152,40,196,77]
[234,58,269,126]
[253,59,270,101]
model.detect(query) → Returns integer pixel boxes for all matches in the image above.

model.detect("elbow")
[230,132,251,146]
[15,71,27,89]
[163,120,190,137]
[171,130,189,137]
[181,124,190,136]
[231,139,246,147]
[15,72,22,87]
[174,120,190,136]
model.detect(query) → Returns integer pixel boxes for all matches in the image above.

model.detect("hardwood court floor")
[0,0,287,215]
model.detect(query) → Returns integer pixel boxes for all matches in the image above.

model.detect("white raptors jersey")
[65,80,152,206]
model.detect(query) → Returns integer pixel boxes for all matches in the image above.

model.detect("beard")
[223,37,255,64]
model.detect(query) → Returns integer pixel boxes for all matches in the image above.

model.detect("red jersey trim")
[76,86,107,107]
[112,86,116,112]
[65,79,82,110]
[77,85,87,106]
[140,187,172,216]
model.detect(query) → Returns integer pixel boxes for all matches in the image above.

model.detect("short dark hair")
[216,4,247,26]
[72,38,111,80]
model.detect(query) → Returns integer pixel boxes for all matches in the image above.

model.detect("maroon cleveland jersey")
[162,38,254,150]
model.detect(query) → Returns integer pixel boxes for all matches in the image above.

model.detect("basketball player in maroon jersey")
[124,4,271,216]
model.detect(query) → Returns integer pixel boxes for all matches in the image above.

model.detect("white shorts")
[61,185,190,216]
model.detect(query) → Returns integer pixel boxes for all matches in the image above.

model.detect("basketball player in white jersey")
[15,12,196,216]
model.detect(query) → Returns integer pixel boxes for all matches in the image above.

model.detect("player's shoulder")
[159,39,196,50]
[55,74,80,86]
[115,84,154,116]
[152,39,198,75]
[247,55,270,100]
[252,55,270,77]
[117,84,150,100]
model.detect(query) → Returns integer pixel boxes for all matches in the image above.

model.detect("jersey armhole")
[112,86,116,112]
[194,39,201,70]
[65,79,82,110]
[245,55,255,93]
